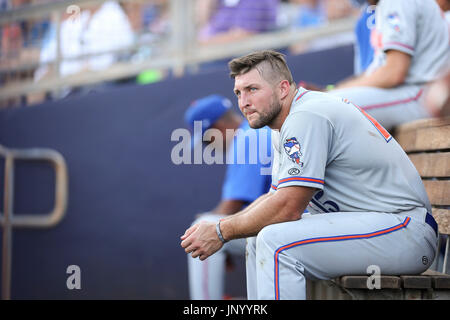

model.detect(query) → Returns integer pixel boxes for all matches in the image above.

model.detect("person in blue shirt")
[293,0,327,28]
[353,0,376,74]
[184,94,272,299]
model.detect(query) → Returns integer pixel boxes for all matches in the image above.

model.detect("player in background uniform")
[423,0,450,118]
[425,69,450,117]
[183,95,272,300]
[181,50,438,300]
[328,0,449,132]
[436,0,450,24]
[351,0,449,75]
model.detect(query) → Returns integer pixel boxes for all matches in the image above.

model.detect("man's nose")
[239,92,250,109]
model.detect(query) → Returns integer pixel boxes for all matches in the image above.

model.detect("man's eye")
[250,87,257,92]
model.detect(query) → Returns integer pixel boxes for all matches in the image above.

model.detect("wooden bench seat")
[307,270,450,300]
[335,270,450,300]
[307,117,450,300]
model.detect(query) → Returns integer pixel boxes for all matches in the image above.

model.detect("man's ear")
[279,80,291,100]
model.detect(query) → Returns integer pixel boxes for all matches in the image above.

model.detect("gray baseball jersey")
[246,88,438,300]
[367,0,449,84]
[270,88,431,216]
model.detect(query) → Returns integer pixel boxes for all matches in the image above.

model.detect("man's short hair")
[228,50,294,86]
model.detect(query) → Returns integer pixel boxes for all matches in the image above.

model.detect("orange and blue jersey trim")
[295,90,310,102]
[278,176,324,187]
[354,104,392,143]
[273,216,411,300]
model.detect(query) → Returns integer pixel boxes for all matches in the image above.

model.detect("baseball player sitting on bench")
[181,50,438,300]
[329,0,449,131]
[184,95,272,299]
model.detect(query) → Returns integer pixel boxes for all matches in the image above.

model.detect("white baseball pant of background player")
[330,85,429,131]
[188,213,246,299]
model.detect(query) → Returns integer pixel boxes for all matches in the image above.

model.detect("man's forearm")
[335,51,410,90]
[222,196,283,239]
[336,67,400,89]
[224,192,272,219]
[212,199,246,215]
[220,187,314,240]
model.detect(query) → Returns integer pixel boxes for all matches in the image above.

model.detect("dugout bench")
[307,117,450,300]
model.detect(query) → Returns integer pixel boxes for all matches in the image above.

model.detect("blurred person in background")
[425,0,450,117]
[325,0,356,20]
[352,0,449,75]
[184,94,272,300]
[196,0,279,46]
[128,0,170,85]
[289,0,358,54]
[1,0,25,62]
[326,0,450,132]
[424,67,450,118]
[436,0,450,23]
[291,0,327,28]
[193,0,280,72]
[0,0,51,107]
[122,0,170,50]
[352,0,376,75]
[301,0,448,83]
[30,0,134,104]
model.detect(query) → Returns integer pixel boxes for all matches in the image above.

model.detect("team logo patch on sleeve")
[283,137,304,167]
[387,12,401,32]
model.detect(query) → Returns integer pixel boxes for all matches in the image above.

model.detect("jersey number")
[311,190,340,213]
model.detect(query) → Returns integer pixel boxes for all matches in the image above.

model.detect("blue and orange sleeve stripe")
[271,177,325,192]
[278,176,324,187]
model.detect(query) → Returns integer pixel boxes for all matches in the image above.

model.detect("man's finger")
[183,241,198,254]
[191,249,201,259]
[181,237,193,249]
[180,224,199,240]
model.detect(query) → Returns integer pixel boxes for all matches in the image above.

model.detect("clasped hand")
[180,221,224,261]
